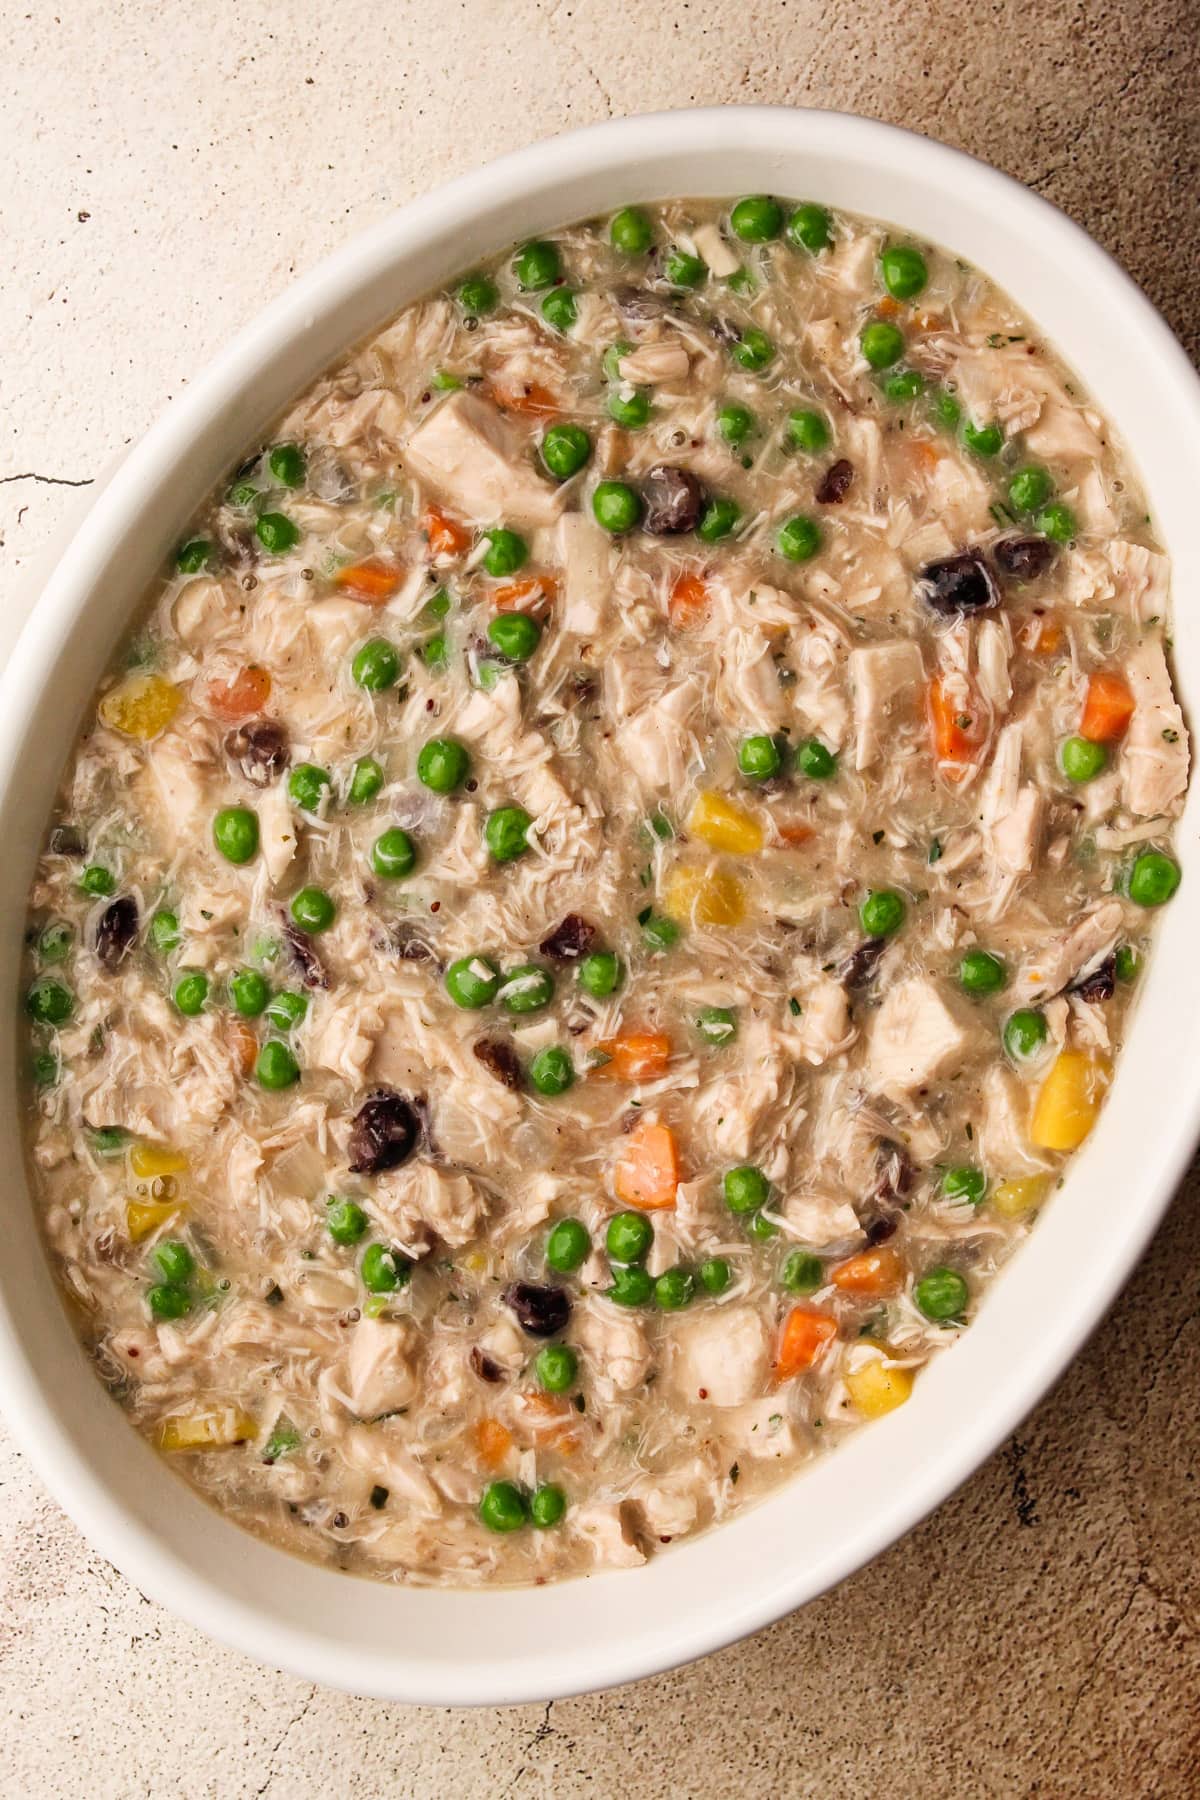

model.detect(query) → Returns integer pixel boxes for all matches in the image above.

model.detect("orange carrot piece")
[473,1417,514,1468]
[909,439,940,474]
[596,1031,671,1083]
[1080,670,1135,743]
[668,572,711,628]
[774,1306,839,1381]
[928,673,983,764]
[830,1247,906,1296]
[333,556,404,601]
[489,380,560,418]
[876,295,902,319]
[204,664,272,722]
[492,575,558,612]
[613,1119,680,1210]
[1028,616,1064,656]
[422,506,471,558]
[777,822,815,847]
[514,1391,579,1453]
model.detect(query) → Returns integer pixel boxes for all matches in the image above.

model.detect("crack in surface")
[0,471,95,488]
[253,1686,318,1797]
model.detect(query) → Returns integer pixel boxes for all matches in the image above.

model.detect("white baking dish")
[2,107,1198,1704]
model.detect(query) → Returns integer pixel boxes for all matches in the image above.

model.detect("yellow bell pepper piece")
[126,1198,185,1243]
[662,864,747,927]
[990,1174,1052,1219]
[98,673,181,742]
[1030,1050,1110,1151]
[845,1356,914,1419]
[686,791,764,855]
[158,1408,258,1453]
[130,1142,189,1179]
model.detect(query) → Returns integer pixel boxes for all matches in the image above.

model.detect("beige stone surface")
[2,2,1198,1794]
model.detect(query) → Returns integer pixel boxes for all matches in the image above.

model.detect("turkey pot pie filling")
[24,197,1186,1583]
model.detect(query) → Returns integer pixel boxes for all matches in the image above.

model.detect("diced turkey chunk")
[575,1299,652,1392]
[792,977,855,1066]
[342,1427,441,1518]
[977,1064,1047,1178]
[311,995,383,1086]
[1122,638,1189,817]
[630,1478,699,1540]
[1023,402,1104,463]
[573,1502,646,1569]
[556,512,612,634]
[616,343,690,385]
[867,977,968,1094]
[849,639,924,770]
[717,626,787,726]
[257,781,297,887]
[343,1317,420,1419]
[670,1305,769,1407]
[615,679,701,794]
[1013,902,1123,1006]
[690,221,740,277]
[404,390,562,529]
[731,1396,800,1462]
[780,1190,863,1249]
[377,1163,487,1250]
[1108,541,1170,623]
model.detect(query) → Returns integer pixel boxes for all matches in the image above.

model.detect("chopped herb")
[788,997,802,1017]
[369,1485,389,1509]
[872,829,885,845]
[729,1462,740,1484]
[1163,728,1179,743]
[636,905,652,926]
[928,838,943,865]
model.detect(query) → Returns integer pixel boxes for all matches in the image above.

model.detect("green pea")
[482,528,528,577]
[545,1218,590,1273]
[787,203,832,253]
[592,480,641,534]
[930,388,962,430]
[717,403,754,448]
[738,733,782,780]
[746,1210,779,1242]
[1115,945,1140,982]
[255,512,299,555]
[1004,1008,1048,1062]
[212,806,259,866]
[529,1046,574,1096]
[723,1165,769,1214]
[1060,735,1107,783]
[1128,849,1181,908]
[641,914,680,953]
[699,1257,732,1295]
[445,954,501,1009]
[149,910,180,954]
[265,989,308,1031]
[860,321,905,369]
[361,1243,411,1293]
[1035,502,1077,544]
[229,968,270,1017]
[962,419,1004,457]
[611,206,653,254]
[606,387,652,430]
[256,1040,300,1089]
[859,889,906,938]
[485,805,532,864]
[608,1265,653,1307]
[540,288,578,333]
[348,756,384,805]
[880,244,928,300]
[498,963,554,1014]
[172,971,209,1016]
[268,443,305,488]
[787,409,830,453]
[513,240,560,290]
[942,1167,987,1207]
[730,195,783,242]
[540,422,592,480]
[38,921,72,963]
[78,864,115,898]
[32,1052,59,1087]
[796,738,837,780]
[915,1266,969,1323]
[371,828,416,880]
[958,949,1007,995]
[603,341,632,383]
[415,737,469,794]
[479,1479,527,1533]
[606,1210,654,1265]
[288,762,331,814]
[457,273,498,316]
[884,370,924,403]
[1008,465,1053,513]
[151,1239,195,1286]
[778,515,823,563]
[227,481,259,509]
[578,951,622,998]
[176,539,213,573]
[147,1284,192,1321]
[664,247,707,288]
[529,1483,567,1529]
[781,1250,823,1294]
[654,1267,695,1311]
[731,327,774,372]
[26,977,74,1026]
[698,496,741,543]
[488,612,542,663]
[88,1126,131,1159]
[351,638,400,693]
[696,1005,737,1046]
[327,1198,368,1246]
[290,886,336,933]
[420,633,449,671]
[535,1344,577,1393]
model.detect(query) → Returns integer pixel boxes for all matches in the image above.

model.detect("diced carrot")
[777,822,815,847]
[334,556,404,602]
[912,310,945,332]
[876,295,902,319]
[774,1306,839,1381]
[488,380,560,419]
[204,664,272,722]
[595,1031,671,1083]
[830,1247,906,1296]
[473,1417,514,1468]
[909,439,940,474]
[513,1391,579,1454]
[422,506,471,557]
[1080,670,1135,743]
[492,575,558,612]
[613,1119,679,1210]
[668,572,711,628]
[928,673,984,765]
[1028,615,1064,656]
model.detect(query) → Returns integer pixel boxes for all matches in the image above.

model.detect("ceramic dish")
[2,106,1198,1703]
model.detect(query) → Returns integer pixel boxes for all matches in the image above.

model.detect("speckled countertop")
[2,3,1198,1794]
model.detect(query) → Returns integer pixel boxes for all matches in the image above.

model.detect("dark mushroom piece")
[49,825,86,857]
[917,551,1000,615]
[858,1137,915,1243]
[225,719,289,787]
[838,938,887,990]
[1070,954,1116,1004]
[347,1089,423,1176]
[992,535,1058,583]
[282,919,329,990]
[470,1347,505,1384]
[473,1038,523,1091]
[815,458,855,505]
[502,1281,572,1338]
[641,465,705,535]
[612,284,671,324]
[539,914,597,963]
[93,895,138,972]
